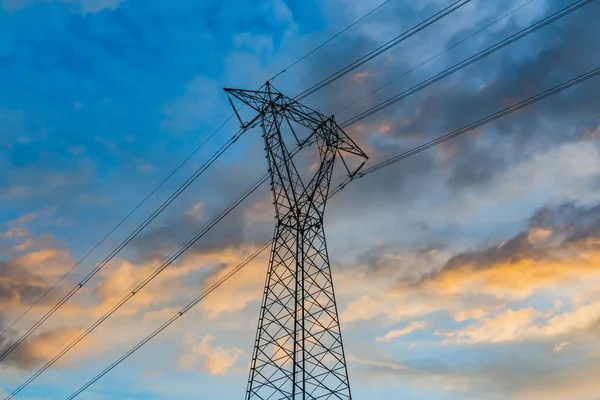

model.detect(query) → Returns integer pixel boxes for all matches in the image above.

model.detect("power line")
[331,65,600,195]
[3,0,458,365]
[63,63,600,399]
[1,0,455,373]
[4,1,458,388]
[0,0,392,365]
[0,125,247,365]
[3,171,269,400]
[65,241,272,400]
[340,0,595,127]
[0,115,233,341]
[294,0,472,101]
[333,0,540,117]
[268,0,392,82]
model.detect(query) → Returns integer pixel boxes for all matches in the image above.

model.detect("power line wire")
[64,63,600,399]
[3,0,458,362]
[3,172,268,400]
[0,125,247,365]
[5,1,459,388]
[0,115,233,341]
[331,65,600,196]
[294,0,472,101]
[0,0,392,364]
[333,0,539,117]
[65,241,272,400]
[268,0,392,82]
[340,0,595,127]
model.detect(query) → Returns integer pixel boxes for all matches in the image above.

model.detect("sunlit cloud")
[375,321,427,342]
[178,333,246,375]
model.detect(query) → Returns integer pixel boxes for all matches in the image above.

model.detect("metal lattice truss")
[225,83,368,400]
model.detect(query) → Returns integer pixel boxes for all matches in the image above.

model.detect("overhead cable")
[340,0,595,127]
[294,0,472,101]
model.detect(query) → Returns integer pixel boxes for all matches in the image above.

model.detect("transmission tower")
[225,83,368,400]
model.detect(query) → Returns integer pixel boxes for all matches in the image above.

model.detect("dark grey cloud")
[130,151,275,263]
[0,258,70,370]
[420,201,600,281]
[0,260,47,306]
[352,241,446,282]
[532,201,600,245]
[0,324,76,370]
[131,200,272,263]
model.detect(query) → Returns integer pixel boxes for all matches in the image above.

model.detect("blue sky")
[2,0,600,399]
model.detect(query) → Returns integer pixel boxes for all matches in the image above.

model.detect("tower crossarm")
[225,83,368,175]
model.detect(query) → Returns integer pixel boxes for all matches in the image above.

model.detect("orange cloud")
[197,246,269,319]
[1,326,91,370]
[450,307,490,322]
[439,299,600,345]
[90,244,259,318]
[0,227,76,315]
[340,203,600,333]
[178,333,245,375]
[1,228,28,238]
[376,321,427,342]
[421,247,600,300]
[439,308,537,344]
[340,293,443,325]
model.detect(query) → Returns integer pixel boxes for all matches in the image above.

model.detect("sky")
[1,0,600,398]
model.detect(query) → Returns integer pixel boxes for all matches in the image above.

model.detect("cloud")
[0,236,73,311]
[553,341,568,353]
[130,167,273,265]
[340,201,600,333]
[178,333,245,375]
[348,354,470,394]
[196,245,269,319]
[340,293,443,326]
[438,307,538,344]
[308,0,600,233]
[440,300,600,345]
[91,243,259,319]
[375,321,427,343]
[351,350,600,400]
[0,326,86,370]
[419,201,600,300]
[450,307,489,323]
[0,220,102,371]
[142,307,181,322]
[2,0,600,397]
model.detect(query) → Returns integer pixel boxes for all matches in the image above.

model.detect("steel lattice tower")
[225,83,368,400]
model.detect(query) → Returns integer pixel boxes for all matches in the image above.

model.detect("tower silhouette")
[225,83,367,400]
